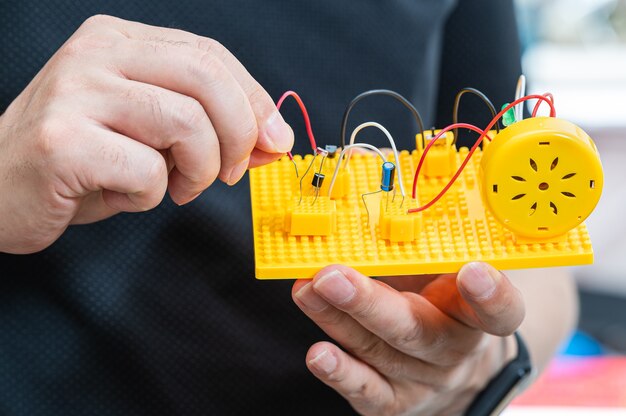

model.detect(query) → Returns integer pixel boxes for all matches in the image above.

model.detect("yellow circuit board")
[249,145,594,280]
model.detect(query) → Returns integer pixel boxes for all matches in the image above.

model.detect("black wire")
[452,87,500,145]
[340,89,426,149]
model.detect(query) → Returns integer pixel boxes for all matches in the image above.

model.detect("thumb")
[456,262,525,336]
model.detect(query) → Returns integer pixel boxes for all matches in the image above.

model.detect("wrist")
[466,333,534,416]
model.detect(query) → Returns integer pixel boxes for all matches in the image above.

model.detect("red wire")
[276,91,317,159]
[408,94,556,214]
[409,123,487,206]
[531,93,555,117]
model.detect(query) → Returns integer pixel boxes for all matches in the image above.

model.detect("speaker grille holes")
[538,227,549,231]
[550,202,558,214]
[492,184,498,193]
[562,173,576,179]
[530,158,538,172]
[512,194,526,200]
[539,141,550,145]
[512,176,526,182]
[562,192,576,198]
[550,157,559,170]
[590,180,595,189]
[529,202,537,216]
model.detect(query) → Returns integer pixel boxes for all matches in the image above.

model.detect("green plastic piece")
[502,103,516,127]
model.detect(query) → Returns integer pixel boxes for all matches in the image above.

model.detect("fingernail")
[460,262,499,299]
[308,349,337,375]
[265,112,293,153]
[295,282,329,312]
[227,158,249,186]
[313,269,355,305]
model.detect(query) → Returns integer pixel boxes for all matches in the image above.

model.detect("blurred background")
[516,0,626,351]
[511,0,626,411]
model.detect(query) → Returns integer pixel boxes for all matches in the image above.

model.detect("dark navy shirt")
[0,1,522,414]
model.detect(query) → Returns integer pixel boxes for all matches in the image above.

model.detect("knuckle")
[347,381,386,412]
[81,14,117,29]
[195,37,229,60]
[387,315,424,349]
[174,97,206,133]
[59,33,114,60]
[193,52,230,88]
[350,337,387,362]
[351,292,378,321]
[247,83,272,107]
[143,153,167,189]
[314,309,345,327]
[35,115,70,161]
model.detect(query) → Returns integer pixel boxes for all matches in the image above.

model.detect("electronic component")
[251,88,604,279]
[480,117,603,241]
[311,172,325,188]
[380,162,395,192]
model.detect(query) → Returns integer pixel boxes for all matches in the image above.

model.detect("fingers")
[293,266,482,366]
[82,15,293,162]
[306,341,396,416]
[101,16,293,154]
[419,263,525,336]
[111,39,257,185]
[91,78,220,204]
[248,147,287,169]
[56,122,168,212]
[456,262,525,336]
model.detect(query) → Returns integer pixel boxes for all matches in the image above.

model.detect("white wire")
[345,122,406,197]
[327,144,387,199]
[514,74,526,122]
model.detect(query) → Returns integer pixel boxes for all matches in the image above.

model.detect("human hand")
[292,262,525,415]
[0,15,293,254]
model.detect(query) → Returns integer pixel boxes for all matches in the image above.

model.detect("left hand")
[292,262,525,415]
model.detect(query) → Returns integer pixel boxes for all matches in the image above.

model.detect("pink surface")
[513,356,626,407]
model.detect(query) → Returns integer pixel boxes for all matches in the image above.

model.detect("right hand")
[0,15,293,254]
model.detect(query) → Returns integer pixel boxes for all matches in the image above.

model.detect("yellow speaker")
[480,117,603,240]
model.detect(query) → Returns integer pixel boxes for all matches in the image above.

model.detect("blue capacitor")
[380,162,395,192]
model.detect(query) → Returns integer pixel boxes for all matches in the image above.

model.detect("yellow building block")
[250,148,597,279]
[416,130,456,178]
[285,196,336,236]
[378,197,422,243]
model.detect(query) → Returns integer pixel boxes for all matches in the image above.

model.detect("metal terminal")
[299,154,318,205]
[291,158,299,178]
[325,145,338,158]
[362,189,382,224]
[380,162,395,192]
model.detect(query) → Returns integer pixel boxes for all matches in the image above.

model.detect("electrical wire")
[346,122,406,198]
[339,89,426,149]
[452,87,500,145]
[410,123,487,209]
[328,144,387,199]
[531,93,554,117]
[514,75,526,122]
[276,91,317,160]
[408,94,556,214]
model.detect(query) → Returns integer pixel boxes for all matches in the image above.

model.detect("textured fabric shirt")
[0,1,522,414]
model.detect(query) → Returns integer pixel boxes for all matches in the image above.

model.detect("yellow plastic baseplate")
[250,144,595,280]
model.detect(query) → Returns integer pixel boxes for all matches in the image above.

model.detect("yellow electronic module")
[250,90,603,279]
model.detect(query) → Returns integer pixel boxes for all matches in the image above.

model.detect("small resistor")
[312,172,325,188]
[380,162,395,192]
